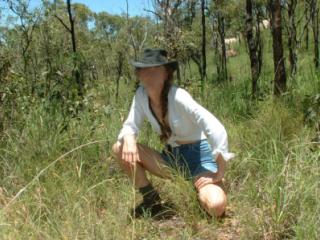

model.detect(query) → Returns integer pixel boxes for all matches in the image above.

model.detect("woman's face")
[135,65,168,91]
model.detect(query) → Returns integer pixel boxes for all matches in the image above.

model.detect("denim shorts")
[160,139,218,180]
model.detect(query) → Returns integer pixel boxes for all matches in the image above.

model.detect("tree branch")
[143,8,162,19]
[54,14,71,33]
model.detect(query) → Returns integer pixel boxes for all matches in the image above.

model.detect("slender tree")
[217,10,227,82]
[269,0,287,96]
[309,0,319,69]
[286,0,298,77]
[54,0,84,99]
[201,0,207,84]
[245,0,262,98]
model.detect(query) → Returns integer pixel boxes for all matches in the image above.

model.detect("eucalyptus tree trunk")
[310,0,319,69]
[217,11,227,82]
[201,0,207,84]
[269,0,287,96]
[245,0,262,98]
[287,0,298,76]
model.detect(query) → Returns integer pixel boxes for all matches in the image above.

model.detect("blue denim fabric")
[160,139,218,180]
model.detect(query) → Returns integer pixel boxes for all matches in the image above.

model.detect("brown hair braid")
[158,64,175,143]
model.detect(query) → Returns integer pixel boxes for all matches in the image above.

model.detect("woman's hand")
[193,153,227,190]
[121,135,140,166]
[193,172,224,191]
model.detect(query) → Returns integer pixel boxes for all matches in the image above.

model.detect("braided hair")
[158,64,175,143]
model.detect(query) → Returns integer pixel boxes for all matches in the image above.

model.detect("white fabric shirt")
[117,84,236,161]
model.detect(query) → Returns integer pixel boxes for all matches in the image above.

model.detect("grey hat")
[130,48,178,70]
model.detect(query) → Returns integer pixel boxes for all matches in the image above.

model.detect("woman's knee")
[197,183,227,217]
[111,141,136,172]
[208,196,227,217]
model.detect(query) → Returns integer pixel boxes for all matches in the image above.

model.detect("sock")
[138,183,161,204]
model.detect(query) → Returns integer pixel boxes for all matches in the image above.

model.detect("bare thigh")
[113,140,173,179]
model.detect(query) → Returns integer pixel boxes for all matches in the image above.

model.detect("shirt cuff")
[212,149,236,162]
[117,130,137,142]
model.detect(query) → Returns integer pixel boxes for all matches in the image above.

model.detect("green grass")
[0,36,319,239]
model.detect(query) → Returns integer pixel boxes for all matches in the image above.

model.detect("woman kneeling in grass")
[111,48,235,219]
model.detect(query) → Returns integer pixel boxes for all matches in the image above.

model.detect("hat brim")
[130,60,178,70]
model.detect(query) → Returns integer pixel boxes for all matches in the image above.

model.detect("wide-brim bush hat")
[129,48,178,71]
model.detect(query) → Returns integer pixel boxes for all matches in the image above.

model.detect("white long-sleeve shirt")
[117,83,236,161]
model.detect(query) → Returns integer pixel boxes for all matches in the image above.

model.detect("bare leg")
[111,140,172,188]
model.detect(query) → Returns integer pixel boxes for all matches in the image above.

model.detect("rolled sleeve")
[117,87,145,141]
[175,89,235,161]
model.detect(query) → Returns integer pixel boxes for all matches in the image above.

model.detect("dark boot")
[131,200,165,218]
[130,183,170,219]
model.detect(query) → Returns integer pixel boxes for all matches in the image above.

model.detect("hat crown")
[144,48,167,57]
[129,47,178,70]
[140,48,169,64]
